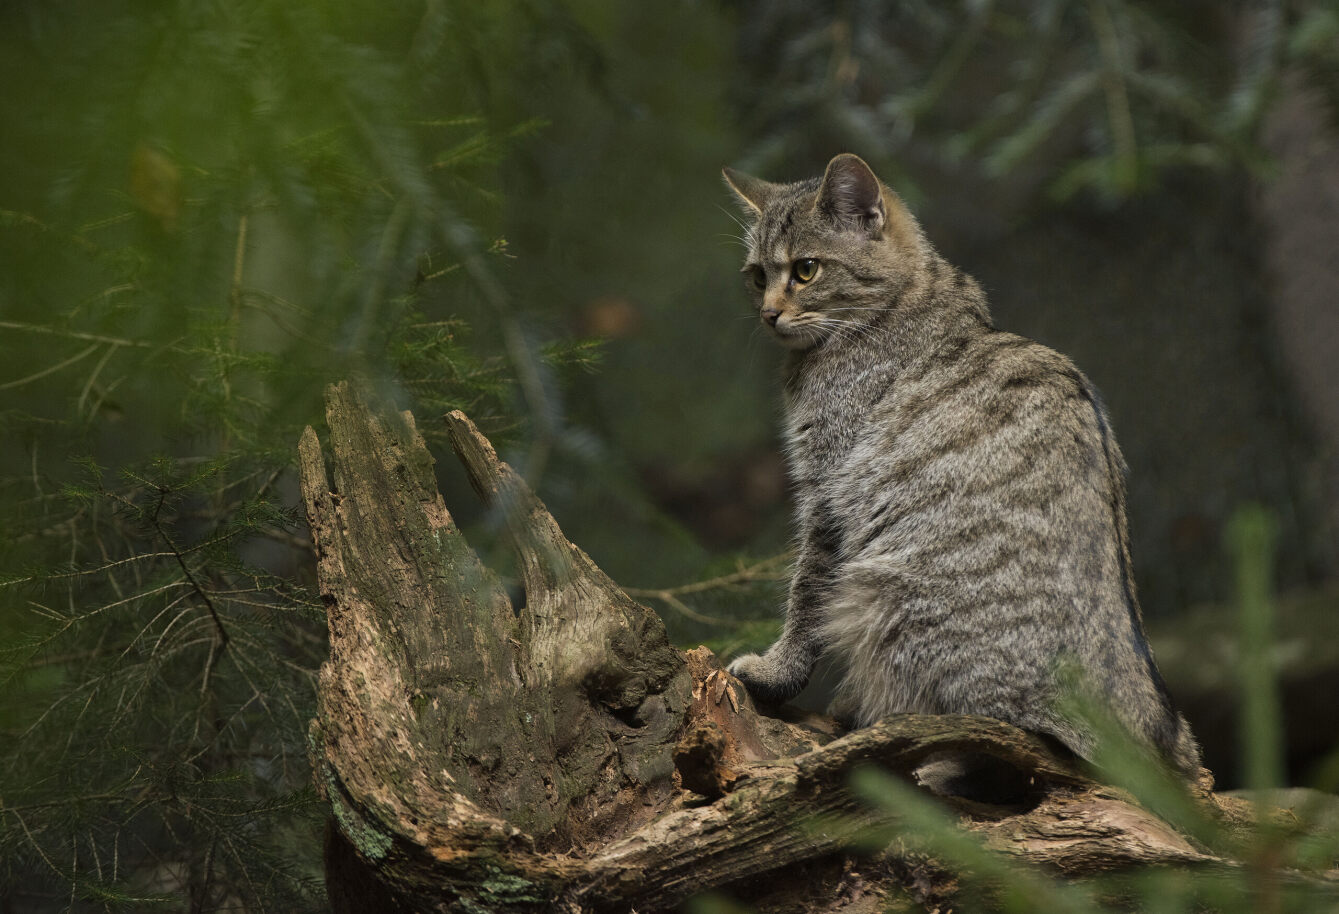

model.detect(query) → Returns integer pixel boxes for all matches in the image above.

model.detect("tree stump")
[297,383,1283,913]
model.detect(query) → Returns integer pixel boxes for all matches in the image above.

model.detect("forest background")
[2,1,1338,910]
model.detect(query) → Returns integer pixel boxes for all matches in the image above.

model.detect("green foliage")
[0,0,758,899]
[1,455,328,909]
[733,0,1339,205]
[0,1,604,909]
[1230,505,1285,795]
[689,894,761,914]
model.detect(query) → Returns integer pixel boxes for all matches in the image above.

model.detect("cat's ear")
[816,154,886,237]
[723,166,780,215]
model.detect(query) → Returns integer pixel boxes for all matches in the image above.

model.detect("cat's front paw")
[727,651,806,705]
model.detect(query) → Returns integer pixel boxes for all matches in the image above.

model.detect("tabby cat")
[723,154,1200,777]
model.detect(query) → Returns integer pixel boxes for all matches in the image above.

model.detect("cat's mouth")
[769,315,825,350]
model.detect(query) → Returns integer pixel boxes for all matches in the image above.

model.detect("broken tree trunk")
[297,383,1292,913]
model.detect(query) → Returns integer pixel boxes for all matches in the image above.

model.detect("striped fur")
[724,155,1200,776]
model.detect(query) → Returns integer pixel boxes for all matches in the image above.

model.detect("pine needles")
[0,2,588,909]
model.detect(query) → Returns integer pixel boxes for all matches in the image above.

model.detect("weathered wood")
[298,385,1335,913]
[301,384,696,907]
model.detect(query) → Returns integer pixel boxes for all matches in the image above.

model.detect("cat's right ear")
[722,167,779,215]
[816,154,886,237]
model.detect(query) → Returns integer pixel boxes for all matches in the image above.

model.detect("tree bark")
[297,383,1319,913]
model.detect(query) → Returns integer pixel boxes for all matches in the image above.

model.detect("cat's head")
[723,154,928,350]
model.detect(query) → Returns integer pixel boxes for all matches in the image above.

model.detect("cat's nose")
[760,305,781,326]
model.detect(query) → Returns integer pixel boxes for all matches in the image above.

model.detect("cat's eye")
[747,266,766,291]
[793,259,820,283]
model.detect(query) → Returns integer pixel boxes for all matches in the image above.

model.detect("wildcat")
[723,154,1200,777]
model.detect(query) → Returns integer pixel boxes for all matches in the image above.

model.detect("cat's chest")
[783,361,886,488]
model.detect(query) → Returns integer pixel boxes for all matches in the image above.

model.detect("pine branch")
[0,321,156,350]
[1089,0,1140,191]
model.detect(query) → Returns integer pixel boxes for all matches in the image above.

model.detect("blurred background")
[2,1,1338,908]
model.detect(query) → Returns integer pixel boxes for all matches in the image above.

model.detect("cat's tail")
[1165,712,1204,781]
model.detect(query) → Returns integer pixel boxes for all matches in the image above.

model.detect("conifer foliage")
[734,0,1339,203]
[0,3,579,909]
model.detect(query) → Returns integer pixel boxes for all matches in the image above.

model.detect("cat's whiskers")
[716,205,759,251]
[812,315,897,350]
[823,312,894,337]
[716,203,751,233]
[810,317,866,346]
[821,310,900,340]
[819,321,894,353]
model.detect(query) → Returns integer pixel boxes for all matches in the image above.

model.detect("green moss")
[312,722,394,861]
[450,863,552,913]
[328,789,393,861]
[476,865,549,905]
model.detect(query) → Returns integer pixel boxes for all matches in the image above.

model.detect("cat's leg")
[818,558,926,727]
[728,528,835,705]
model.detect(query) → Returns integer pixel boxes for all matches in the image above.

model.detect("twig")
[229,213,249,327]
[30,438,42,498]
[259,527,313,552]
[0,321,152,348]
[0,343,100,391]
[9,809,65,879]
[148,489,229,653]
[1089,0,1139,187]
[624,553,790,626]
[906,0,996,122]
[77,343,118,418]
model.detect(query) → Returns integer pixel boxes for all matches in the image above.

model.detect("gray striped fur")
[723,154,1200,776]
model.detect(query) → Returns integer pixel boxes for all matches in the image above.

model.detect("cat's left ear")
[723,166,780,215]
[816,154,886,237]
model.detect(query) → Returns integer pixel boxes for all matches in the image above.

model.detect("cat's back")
[843,327,1114,530]
[834,326,1135,641]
